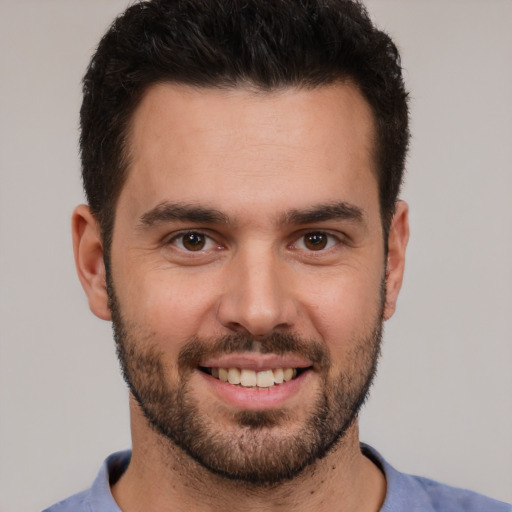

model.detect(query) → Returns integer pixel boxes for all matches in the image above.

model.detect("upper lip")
[200,354,312,371]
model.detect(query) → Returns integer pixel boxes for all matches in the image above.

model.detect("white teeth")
[273,368,284,384]
[210,367,302,387]
[283,368,294,382]
[240,369,257,387]
[227,368,241,385]
[256,370,274,388]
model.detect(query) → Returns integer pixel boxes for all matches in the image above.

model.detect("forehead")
[120,82,378,225]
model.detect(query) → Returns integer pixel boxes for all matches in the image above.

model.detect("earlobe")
[383,201,409,320]
[72,205,111,321]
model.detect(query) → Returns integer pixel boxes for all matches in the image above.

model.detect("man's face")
[102,83,402,482]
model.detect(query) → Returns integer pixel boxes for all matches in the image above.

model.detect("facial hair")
[108,279,384,484]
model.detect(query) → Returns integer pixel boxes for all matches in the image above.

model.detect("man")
[44,1,510,511]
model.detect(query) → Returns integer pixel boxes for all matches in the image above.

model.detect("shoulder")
[41,451,131,512]
[42,489,91,512]
[361,444,511,512]
[409,474,511,512]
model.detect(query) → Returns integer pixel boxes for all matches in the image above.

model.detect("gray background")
[0,1,511,510]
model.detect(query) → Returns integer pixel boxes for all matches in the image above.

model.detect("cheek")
[298,266,384,350]
[116,268,222,343]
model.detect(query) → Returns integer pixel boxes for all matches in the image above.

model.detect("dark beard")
[108,280,384,484]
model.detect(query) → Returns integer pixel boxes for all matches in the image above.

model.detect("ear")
[72,205,111,321]
[383,201,409,320]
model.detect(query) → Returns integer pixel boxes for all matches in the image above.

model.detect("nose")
[216,246,297,337]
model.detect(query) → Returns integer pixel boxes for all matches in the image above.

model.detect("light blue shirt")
[43,445,511,512]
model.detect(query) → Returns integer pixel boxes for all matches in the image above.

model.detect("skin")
[73,82,409,512]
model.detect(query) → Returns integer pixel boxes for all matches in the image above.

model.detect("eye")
[293,231,339,251]
[170,231,217,252]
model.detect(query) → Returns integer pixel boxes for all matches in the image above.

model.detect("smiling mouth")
[199,366,310,388]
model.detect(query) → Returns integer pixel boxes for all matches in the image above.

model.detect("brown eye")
[303,232,328,250]
[181,232,206,251]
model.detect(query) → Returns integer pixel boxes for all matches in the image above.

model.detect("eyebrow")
[138,202,229,227]
[280,202,365,226]
[138,200,365,229]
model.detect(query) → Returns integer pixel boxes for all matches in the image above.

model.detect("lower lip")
[197,369,312,410]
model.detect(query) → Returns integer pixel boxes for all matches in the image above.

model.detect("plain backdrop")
[0,1,511,510]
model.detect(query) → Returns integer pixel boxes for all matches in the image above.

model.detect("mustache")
[178,332,331,372]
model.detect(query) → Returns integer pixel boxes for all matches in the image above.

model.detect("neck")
[112,400,386,512]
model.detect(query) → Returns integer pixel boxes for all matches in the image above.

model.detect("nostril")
[224,321,278,338]
[225,322,292,339]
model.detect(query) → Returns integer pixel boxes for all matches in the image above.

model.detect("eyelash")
[166,230,343,253]
[289,231,341,252]
[167,230,220,252]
